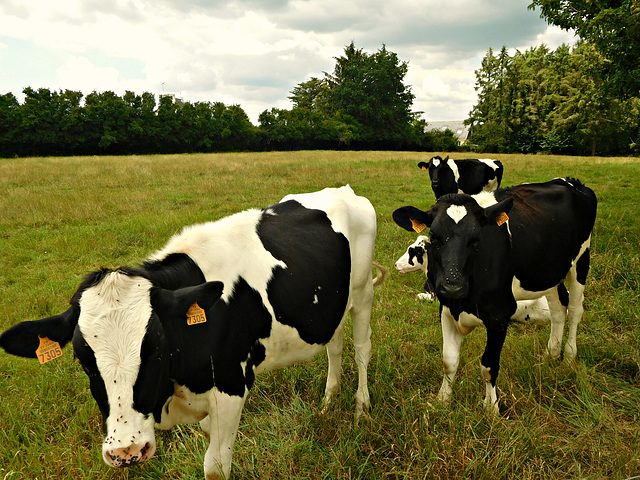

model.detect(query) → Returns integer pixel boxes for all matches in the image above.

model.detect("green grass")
[0,151,638,479]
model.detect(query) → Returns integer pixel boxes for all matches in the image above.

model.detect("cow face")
[427,155,456,199]
[393,194,513,300]
[395,236,430,274]
[0,268,223,469]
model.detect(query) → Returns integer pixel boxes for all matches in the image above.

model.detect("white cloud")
[0,0,576,123]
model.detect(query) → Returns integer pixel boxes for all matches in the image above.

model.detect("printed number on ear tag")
[186,303,207,326]
[36,336,63,364]
[411,219,427,233]
[496,212,509,226]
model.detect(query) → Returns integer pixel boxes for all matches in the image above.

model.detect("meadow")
[0,151,638,479]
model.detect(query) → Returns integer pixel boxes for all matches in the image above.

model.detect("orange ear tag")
[411,219,427,233]
[496,212,509,226]
[36,336,63,364]
[186,303,207,326]
[420,165,427,170]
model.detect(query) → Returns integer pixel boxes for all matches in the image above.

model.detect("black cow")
[0,186,384,480]
[417,155,504,199]
[392,178,597,414]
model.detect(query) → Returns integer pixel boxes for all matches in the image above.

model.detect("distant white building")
[425,120,469,144]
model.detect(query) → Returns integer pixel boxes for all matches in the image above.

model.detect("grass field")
[0,151,638,479]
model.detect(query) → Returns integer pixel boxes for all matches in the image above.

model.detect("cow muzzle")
[104,441,154,468]
[437,283,467,300]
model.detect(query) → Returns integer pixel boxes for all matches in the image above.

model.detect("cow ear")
[150,281,225,318]
[483,198,514,226]
[0,306,79,358]
[417,161,429,170]
[392,206,434,233]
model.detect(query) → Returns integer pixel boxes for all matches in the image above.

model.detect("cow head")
[393,194,513,300]
[418,155,456,199]
[395,236,430,274]
[0,268,223,469]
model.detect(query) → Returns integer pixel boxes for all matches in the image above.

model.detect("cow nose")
[438,283,466,299]
[105,442,153,468]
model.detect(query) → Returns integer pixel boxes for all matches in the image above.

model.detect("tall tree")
[323,42,416,147]
[529,0,640,97]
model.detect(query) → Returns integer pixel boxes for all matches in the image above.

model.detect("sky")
[0,0,577,125]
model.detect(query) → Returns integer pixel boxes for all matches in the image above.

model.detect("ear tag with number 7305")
[36,336,63,364]
[186,303,207,326]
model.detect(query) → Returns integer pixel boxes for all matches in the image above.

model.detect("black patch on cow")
[154,277,272,397]
[576,248,590,286]
[557,283,569,307]
[257,200,351,345]
[133,315,173,421]
[143,253,206,290]
[408,246,425,266]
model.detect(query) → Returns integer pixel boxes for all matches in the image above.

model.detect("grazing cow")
[394,236,559,320]
[0,186,384,480]
[392,178,597,414]
[417,155,504,199]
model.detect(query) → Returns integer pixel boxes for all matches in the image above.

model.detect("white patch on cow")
[512,297,552,322]
[481,365,499,415]
[77,272,157,462]
[446,204,467,224]
[432,158,441,167]
[446,158,461,184]
[149,208,286,320]
[456,311,483,336]
[313,294,319,304]
[511,277,555,301]
[256,321,328,374]
[473,191,498,208]
[478,159,500,171]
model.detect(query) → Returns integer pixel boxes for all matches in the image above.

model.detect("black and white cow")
[394,236,558,320]
[0,186,383,480]
[417,155,504,199]
[392,178,597,414]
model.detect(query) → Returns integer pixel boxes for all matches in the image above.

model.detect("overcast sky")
[1,0,577,125]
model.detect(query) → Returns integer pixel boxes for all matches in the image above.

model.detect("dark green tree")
[529,0,640,97]
[324,42,415,147]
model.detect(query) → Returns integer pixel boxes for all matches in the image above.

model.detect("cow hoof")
[483,400,500,417]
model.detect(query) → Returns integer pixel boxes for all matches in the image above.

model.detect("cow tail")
[372,261,388,287]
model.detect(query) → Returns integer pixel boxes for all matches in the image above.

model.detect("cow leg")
[480,321,508,416]
[322,322,344,412]
[564,247,590,361]
[203,389,247,480]
[350,286,374,421]
[437,307,463,404]
[545,287,567,359]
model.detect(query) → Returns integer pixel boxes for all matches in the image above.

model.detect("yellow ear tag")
[36,336,63,364]
[186,303,207,326]
[411,218,427,233]
[496,212,509,226]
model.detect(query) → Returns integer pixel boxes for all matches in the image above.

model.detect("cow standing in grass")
[418,155,504,199]
[393,178,597,414]
[0,186,384,480]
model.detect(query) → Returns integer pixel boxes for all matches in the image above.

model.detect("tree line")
[0,43,458,158]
